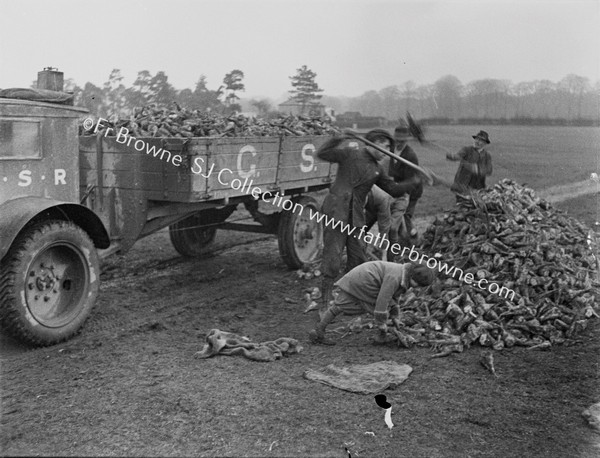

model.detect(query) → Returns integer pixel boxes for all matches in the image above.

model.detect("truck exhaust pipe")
[37,67,64,92]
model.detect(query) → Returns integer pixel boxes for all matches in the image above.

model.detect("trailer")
[0,97,336,346]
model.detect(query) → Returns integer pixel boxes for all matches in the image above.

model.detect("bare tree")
[402,80,416,113]
[379,85,401,120]
[560,74,590,119]
[415,84,433,118]
[103,69,127,118]
[532,80,556,118]
[433,75,463,119]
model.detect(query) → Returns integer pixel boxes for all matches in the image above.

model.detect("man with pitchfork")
[315,129,423,317]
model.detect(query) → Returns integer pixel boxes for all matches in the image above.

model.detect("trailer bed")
[79,135,335,203]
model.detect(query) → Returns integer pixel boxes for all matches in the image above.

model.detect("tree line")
[64,68,247,119]
[63,65,323,120]
[323,74,599,125]
[63,68,599,125]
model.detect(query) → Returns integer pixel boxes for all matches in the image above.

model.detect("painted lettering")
[54,169,66,185]
[237,145,257,179]
[18,170,32,187]
[300,144,315,172]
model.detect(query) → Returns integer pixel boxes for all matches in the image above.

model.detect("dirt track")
[1,186,599,457]
[538,179,600,203]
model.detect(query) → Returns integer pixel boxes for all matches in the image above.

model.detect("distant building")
[335,111,387,128]
[278,99,326,117]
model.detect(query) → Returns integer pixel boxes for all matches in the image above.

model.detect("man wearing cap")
[446,130,493,195]
[384,125,424,260]
[308,261,435,345]
[316,129,422,316]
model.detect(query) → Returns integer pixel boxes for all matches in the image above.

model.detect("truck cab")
[0,97,109,345]
[0,98,81,202]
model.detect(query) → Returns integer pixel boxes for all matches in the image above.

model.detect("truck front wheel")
[0,220,100,346]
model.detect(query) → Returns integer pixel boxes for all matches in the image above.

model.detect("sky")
[0,0,598,101]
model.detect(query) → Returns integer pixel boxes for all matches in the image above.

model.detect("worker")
[385,124,423,261]
[364,185,393,260]
[316,129,422,316]
[446,130,493,197]
[308,261,435,345]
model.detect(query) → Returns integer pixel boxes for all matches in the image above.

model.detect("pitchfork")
[339,128,452,188]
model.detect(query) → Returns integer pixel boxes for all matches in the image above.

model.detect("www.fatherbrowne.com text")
[86,117,516,301]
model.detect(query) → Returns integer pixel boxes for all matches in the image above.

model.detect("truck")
[0,72,336,346]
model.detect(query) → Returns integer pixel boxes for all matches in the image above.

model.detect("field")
[401,125,599,217]
[1,125,599,457]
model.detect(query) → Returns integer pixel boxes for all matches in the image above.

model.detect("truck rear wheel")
[0,220,100,346]
[278,196,323,269]
[169,214,217,257]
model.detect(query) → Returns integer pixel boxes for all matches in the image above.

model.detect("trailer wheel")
[169,214,217,257]
[278,196,323,269]
[0,220,100,346]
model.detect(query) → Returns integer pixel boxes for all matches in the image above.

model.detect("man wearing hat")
[316,129,422,317]
[308,260,435,345]
[384,124,424,260]
[446,130,493,195]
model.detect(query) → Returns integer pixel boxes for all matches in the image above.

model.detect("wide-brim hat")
[472,130,490,144]
[365,129,395,150]
[394,130,412,141]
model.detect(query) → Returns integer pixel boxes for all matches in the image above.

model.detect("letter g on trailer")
[0,98,109,346]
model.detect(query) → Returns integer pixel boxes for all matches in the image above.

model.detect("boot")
[309,307,339,345]
[372,329,391,345]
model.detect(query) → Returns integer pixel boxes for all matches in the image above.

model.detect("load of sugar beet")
[83,103,338,138]
[390,179,599,355]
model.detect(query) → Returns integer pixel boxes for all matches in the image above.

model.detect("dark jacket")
[365,185,392,237]
[447,146,493,193]
[317,137,420,229]
[387,144,424,202]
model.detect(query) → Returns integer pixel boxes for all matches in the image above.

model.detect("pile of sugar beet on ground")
[392,179,599,353]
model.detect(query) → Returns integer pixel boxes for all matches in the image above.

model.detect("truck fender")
[0,196,110,262]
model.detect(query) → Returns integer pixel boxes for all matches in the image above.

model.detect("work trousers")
[321,223,367,280]
[388,196,409,260]
[327,289,401,319]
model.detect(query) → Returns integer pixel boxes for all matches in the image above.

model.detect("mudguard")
[0,196,110,261]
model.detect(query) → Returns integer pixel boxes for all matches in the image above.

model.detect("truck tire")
[169,214,217,257]
[278,196,323,269]
[0,220,100,346]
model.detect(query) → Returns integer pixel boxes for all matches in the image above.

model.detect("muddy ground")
[1,191,599,457]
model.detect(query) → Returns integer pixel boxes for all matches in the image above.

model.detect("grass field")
[393,125,599,219]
